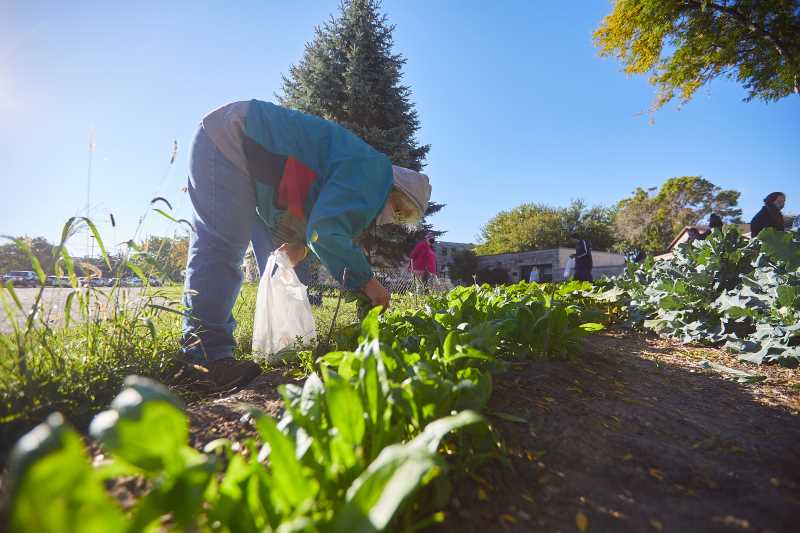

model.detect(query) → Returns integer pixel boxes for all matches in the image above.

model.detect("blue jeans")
[181,126,284,362]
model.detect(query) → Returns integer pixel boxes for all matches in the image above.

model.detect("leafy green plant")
[7,278,606,531]
[595,227,800,367]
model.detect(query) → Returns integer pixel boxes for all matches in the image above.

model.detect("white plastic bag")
[252,250,317,363]
[563,257,575,280]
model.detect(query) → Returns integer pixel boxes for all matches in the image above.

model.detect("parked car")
[46,276,74,287]
[3,271,39,288]
[122,277,143,287]
[148,277,162,287]
[88,277,110,287]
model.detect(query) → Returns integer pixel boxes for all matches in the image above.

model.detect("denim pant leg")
[250,220,274,276]
[181,126,258,363]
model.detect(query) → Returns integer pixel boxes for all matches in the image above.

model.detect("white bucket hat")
[391,165,431,217]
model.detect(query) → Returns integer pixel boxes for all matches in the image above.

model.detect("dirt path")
[438,330,800,532]
[140,330,800,531]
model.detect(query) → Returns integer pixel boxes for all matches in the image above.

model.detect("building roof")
[664,223,752,253]
[436,241,474,248]
[656,223,752,260]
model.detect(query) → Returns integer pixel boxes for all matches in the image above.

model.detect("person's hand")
[363,278,390,310]
[277,243,307,266]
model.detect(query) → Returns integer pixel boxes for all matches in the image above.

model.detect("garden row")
[594,227,800,367]
[6,282,604,532]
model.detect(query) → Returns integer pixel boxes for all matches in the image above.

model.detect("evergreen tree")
[279,0,441,267]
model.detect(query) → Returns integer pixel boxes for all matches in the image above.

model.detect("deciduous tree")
[476,200,618,255]
[614,176,742,253]
[594,0,800,110]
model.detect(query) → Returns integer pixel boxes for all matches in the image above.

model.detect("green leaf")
[325,371,366,448]
[125,261,147,281]
[63,289,78,328]
[336,443,440,532]
[58,246,78,287]
[89,376,188,473]
[153,208,179,223]
[3,281,24,311]
[758,228,800,270]
[410,410,485,454]
[8,413,126,532]
[776,285,797,308]
[250,409,316,509]
[336,411,484,532]
[76,217,112,271]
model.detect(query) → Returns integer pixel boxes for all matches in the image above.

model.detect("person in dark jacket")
[750,192,786,238]
[708,213,723,231]
[570,232,593,282]
[695,213,723,240]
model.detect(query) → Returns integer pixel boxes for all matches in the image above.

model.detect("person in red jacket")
[409,232,437,283]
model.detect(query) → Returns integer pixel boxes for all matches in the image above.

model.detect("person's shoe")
[205,358,262,390]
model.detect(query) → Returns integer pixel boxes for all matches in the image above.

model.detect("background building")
[476,248,626,283]
[433,241,475,279]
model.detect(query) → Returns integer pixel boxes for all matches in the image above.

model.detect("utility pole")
[86,128,96,258]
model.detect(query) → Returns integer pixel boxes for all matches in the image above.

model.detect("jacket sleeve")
[750,210,766,237]
[306,156,393,290]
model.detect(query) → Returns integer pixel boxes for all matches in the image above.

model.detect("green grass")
[0,280,363,456]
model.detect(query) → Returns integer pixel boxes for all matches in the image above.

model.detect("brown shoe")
[205,358,262,391]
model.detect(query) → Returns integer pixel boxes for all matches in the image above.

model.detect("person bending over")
[181,100,431,389]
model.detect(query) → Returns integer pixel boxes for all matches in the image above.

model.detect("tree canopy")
[447,249,479,285]
[594,0,800,110]
[279,0,438,266]
[0,237,55,275]
[614,176,742,253]
[476,200,618,255]
[133,235,189,281]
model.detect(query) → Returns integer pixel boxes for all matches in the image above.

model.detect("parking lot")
[0,287,165,335]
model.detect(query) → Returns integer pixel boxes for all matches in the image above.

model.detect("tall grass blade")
[150,197,173,210]
[77,217,112,271]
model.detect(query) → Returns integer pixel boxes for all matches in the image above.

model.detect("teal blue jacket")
[243,101,393,289]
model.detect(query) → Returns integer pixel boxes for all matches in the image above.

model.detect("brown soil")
[177,329,800,532]
[184,366,303,449]
[436,329,800,533]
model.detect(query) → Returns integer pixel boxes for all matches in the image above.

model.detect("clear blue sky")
[1,1,798,255]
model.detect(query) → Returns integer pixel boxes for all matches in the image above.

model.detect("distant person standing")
[750,192,786,237]
[571,232,593,282]
[409,232,437,283]
[708,213,724,231]
[697,213,723,240]
[528,267,540,283]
